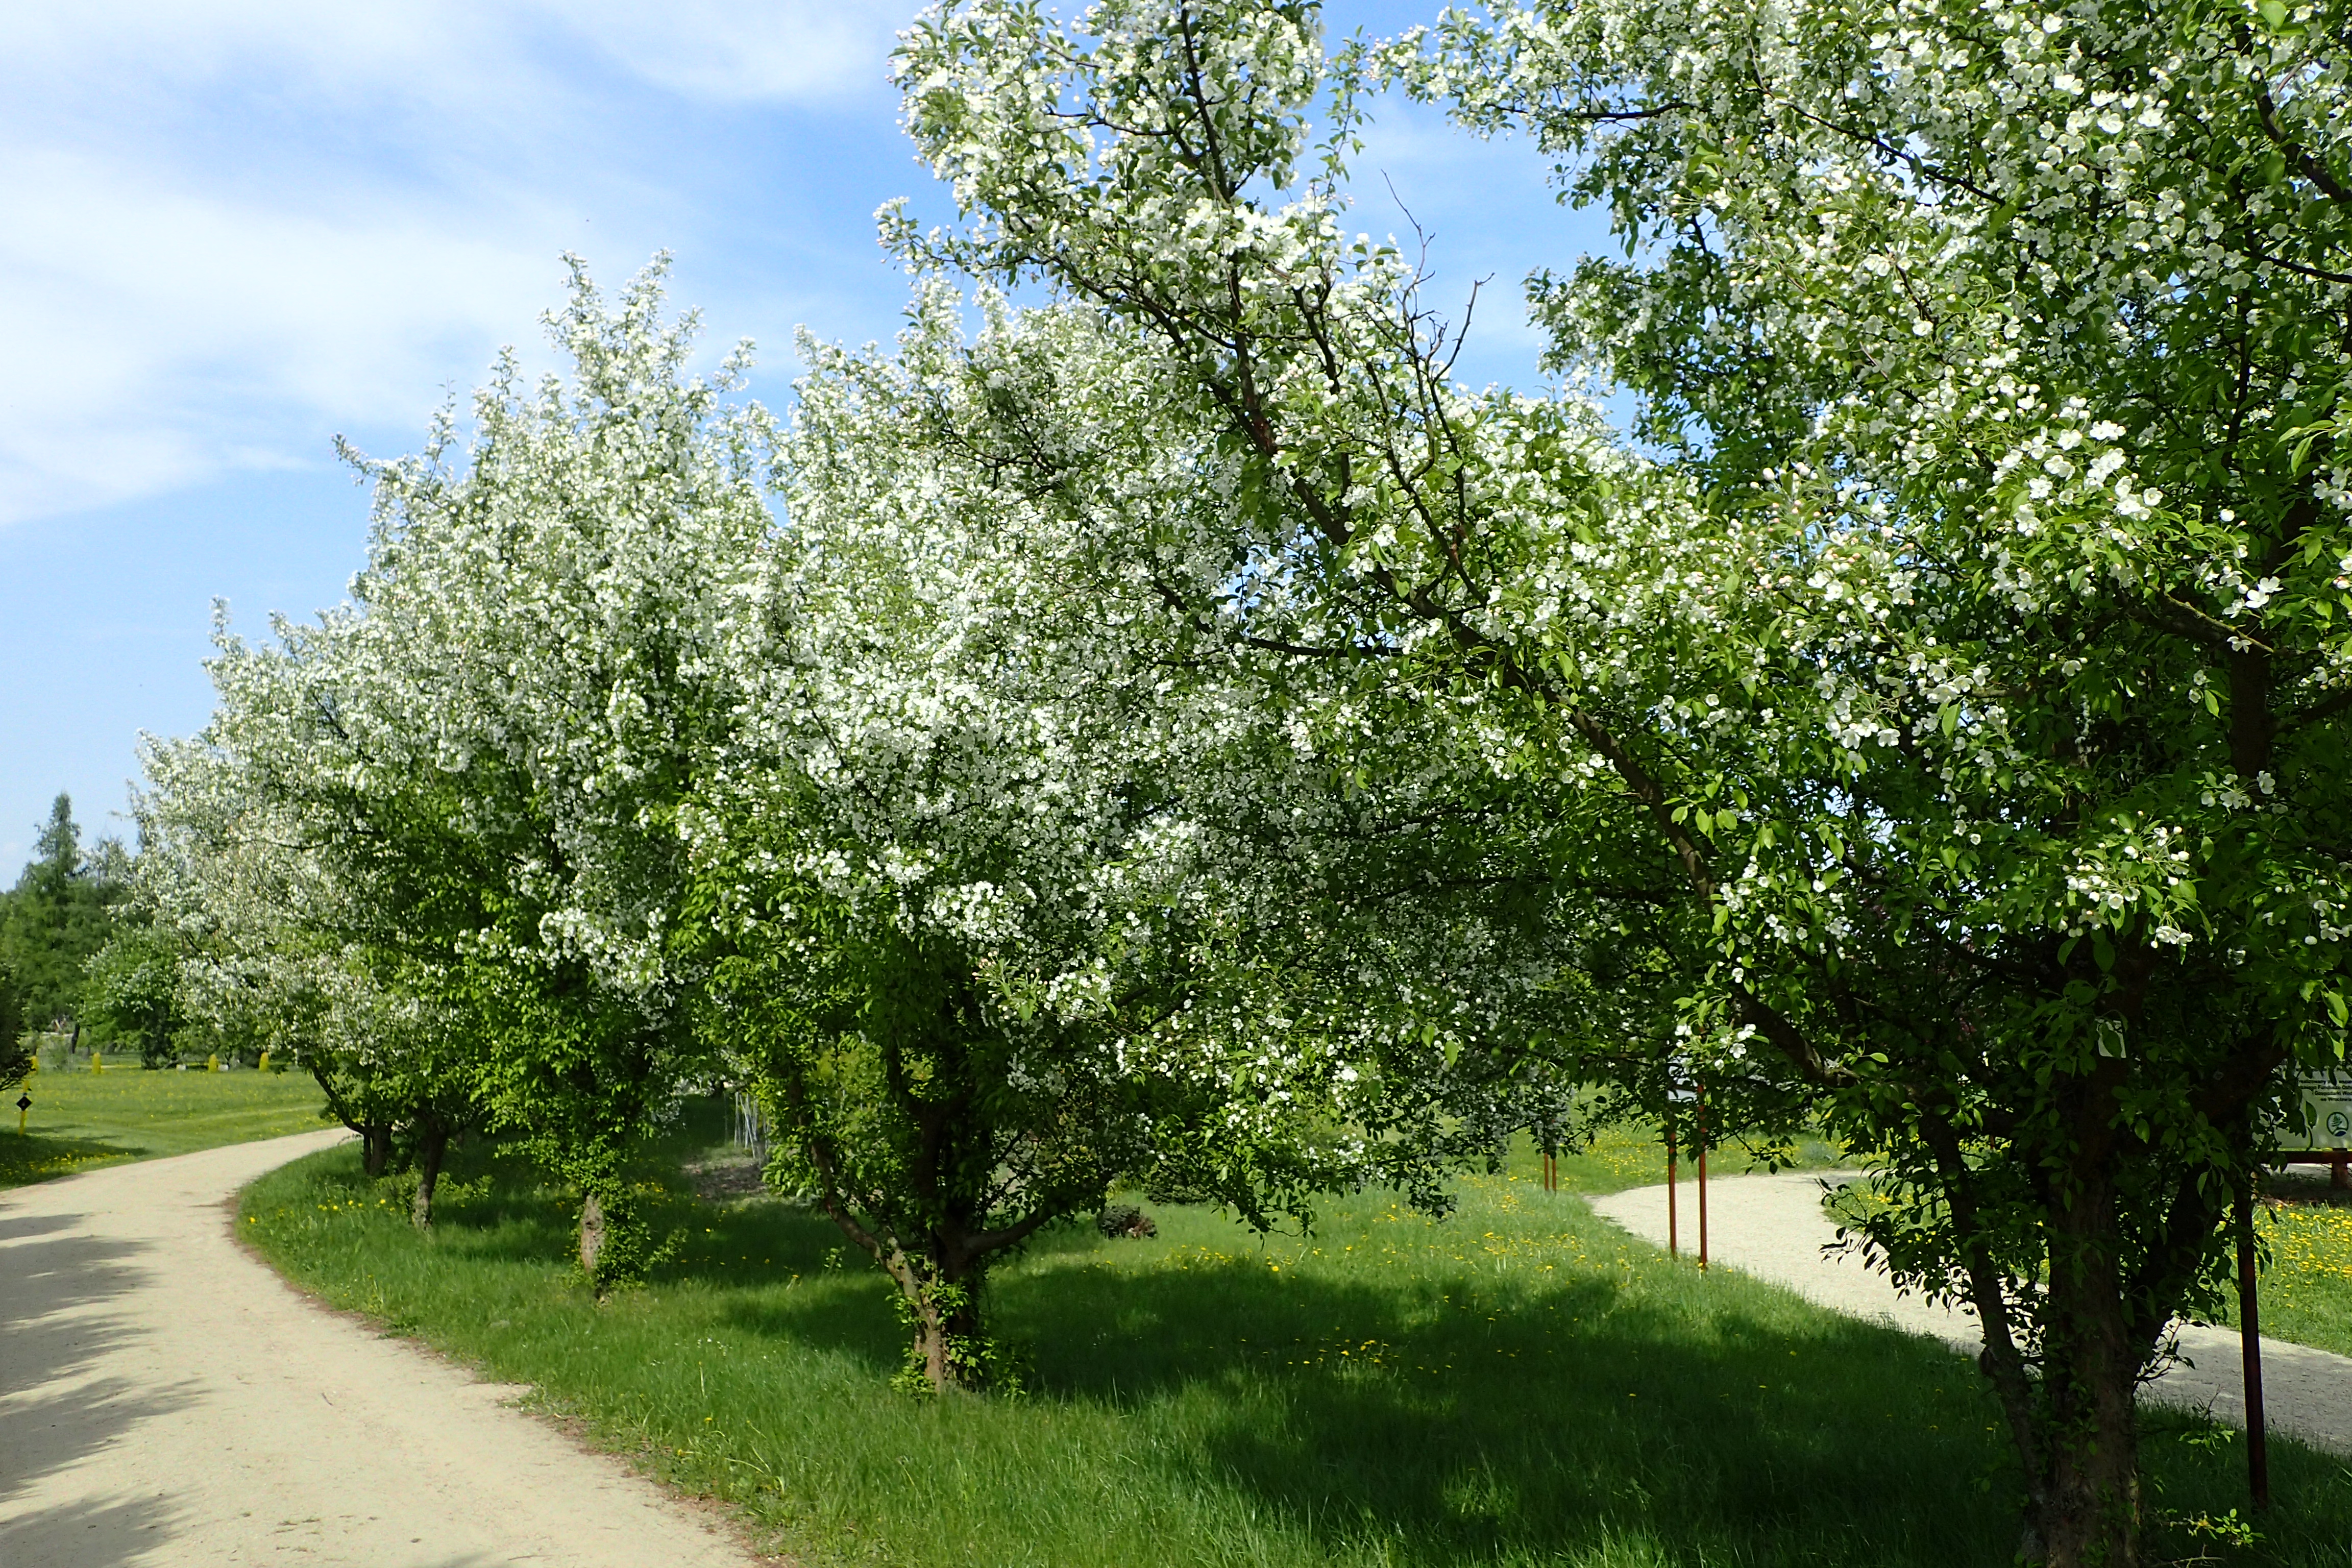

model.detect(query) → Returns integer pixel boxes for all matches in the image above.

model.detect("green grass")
[2246,1200,2352,1359]
[238,1100,2350,1568]
[1545,1120,1848,1198]
[1824,1160,2352,1365]
[1,1058,328,1188]
[2196,1175,2352,1361]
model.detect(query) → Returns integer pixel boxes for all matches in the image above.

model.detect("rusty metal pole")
[2236,1179,2271,1510]
[1697,1079,1710,1271]
[1666,1120,1679,1258]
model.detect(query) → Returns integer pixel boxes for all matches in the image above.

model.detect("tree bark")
[2016,1180,2149,1566]
[361,1122,395,1179]
[816,1190,997,1394]
[578,1188,607,1280]
[410,1122,449,1230]
[901,1256,988,1393]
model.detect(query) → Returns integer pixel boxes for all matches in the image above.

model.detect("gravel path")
[0,1129,762,1568]
[1592,1171,2352,1458]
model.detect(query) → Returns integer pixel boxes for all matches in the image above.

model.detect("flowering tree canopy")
[317,258,781,1277]
[133,713,479,1218]
[687,289,1447,1389]
[896,0,2351,1555]
[139,260,778,1268]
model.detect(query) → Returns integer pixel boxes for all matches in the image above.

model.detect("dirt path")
[1592,1171,2352,1457]
[0,1129,762,1568]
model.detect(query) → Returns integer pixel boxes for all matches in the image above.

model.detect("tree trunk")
[2025,1358,2143,1565]
[2016,1185,2149,1566]
[361,1122,395,1179]
[578,1189,607,1280]
[903,1260,988,1393]
[410,1122,449,1230]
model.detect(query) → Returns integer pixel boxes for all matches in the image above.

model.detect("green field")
[238,1100,2346,1567]
[2197,1170,2352,1362]
[0,1058,328,1188]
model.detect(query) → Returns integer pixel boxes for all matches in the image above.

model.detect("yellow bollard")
[258,1050,271,1073]
[207,1054,220,1072]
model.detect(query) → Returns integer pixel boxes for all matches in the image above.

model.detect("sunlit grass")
[1546,1119,1847,1198]
[1825,1163,2352,1365]
[2251,1202,2352,1359]
[238,1099,2351,1567]
[2198,1186,2352,1361]
[0,1059,327,1188]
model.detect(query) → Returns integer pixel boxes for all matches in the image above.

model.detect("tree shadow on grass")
[1002,1253,2024,1566]
[254,1136,2352,1566]
[706,1217,2352,1567]
[0,1132,142,1188]
[676,1202,911,1376]
[671,1197,2029,1565]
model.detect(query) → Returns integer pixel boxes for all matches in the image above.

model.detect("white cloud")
[0,0,906,527]
[555,0,898,101]
[0,1,900,114]
[0,146,572,522]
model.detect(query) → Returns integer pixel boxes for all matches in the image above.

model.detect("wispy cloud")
[0,0,907,526]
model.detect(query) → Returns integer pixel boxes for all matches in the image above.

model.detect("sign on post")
[2277,1067,2352,1190]
[2280,1068,2352,1150]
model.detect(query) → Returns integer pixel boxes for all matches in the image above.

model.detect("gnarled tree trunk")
[2022,1215,2149,1566]
[410,1121,450,1229]
[578,1188,607,1279]
[1960,1157,2225,1567]
[897,1254,989,1393]
[360,1122,395,1179]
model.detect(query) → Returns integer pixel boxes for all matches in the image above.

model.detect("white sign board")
[2281,1067,2352,1151]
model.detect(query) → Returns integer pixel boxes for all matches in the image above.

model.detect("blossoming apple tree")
[680,287,1557,1388]
[894,0,2352,1554]
[133,721,480,1223]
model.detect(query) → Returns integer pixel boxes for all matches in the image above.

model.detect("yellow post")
[207,1053,220,1072]
[258,1050,271,1073]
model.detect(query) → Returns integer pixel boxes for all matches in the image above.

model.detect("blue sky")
[0,0,1611,873]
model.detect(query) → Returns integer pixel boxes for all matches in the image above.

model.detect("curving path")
[1592,1171,2352,1457]
[0,1130,763,1568]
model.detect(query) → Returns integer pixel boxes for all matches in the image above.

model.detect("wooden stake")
[1697,1079,1709,1271]
[2236,1179,2271,1511]
[1666,1121,1679,1258]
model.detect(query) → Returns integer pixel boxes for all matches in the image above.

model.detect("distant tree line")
[0,792,189,1086]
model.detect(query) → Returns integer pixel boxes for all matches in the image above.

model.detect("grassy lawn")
[2194,1169,2352,1361]
[1542,1119,1848,1199]
[1817,1147,2352,1366]
[2248,1199,2352,1358]
[1,1058,328,1188]
[239,1100,2347,1568]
